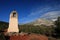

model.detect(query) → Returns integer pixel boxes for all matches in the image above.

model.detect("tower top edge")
[10,10,18,16]
[11,10,17,13]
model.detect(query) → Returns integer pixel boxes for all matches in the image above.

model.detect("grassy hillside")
[19,24,55,36]
[0,21,55,36]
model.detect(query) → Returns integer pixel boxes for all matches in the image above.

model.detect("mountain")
[0,21,8,24]
[0,21,8,30]
[27,19,54,26]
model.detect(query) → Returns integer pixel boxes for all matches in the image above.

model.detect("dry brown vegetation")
[10,34,48,40]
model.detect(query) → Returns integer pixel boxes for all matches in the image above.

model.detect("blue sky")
[0,0,60,24]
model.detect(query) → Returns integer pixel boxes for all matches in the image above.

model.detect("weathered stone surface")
[8,10,19,32]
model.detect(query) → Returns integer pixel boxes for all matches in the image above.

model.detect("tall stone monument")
[8,10,19,33]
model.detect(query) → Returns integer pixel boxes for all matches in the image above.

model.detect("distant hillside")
[0,21,8,24]
[0,21,8,30]
[26,19,54,26]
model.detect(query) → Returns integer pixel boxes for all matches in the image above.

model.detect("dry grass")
[10,33,48,40]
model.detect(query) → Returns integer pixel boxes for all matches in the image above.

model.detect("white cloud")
[40,11,60,21]
[20,5,60,23]
[20,7,51,23]
[28,7,51,17]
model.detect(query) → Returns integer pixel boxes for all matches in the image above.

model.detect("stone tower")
[8,10,19,33]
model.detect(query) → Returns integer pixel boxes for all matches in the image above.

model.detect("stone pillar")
[8,10,19,33]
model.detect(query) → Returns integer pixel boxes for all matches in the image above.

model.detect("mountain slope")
[0,21,8,30]
[27,19,54,26]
